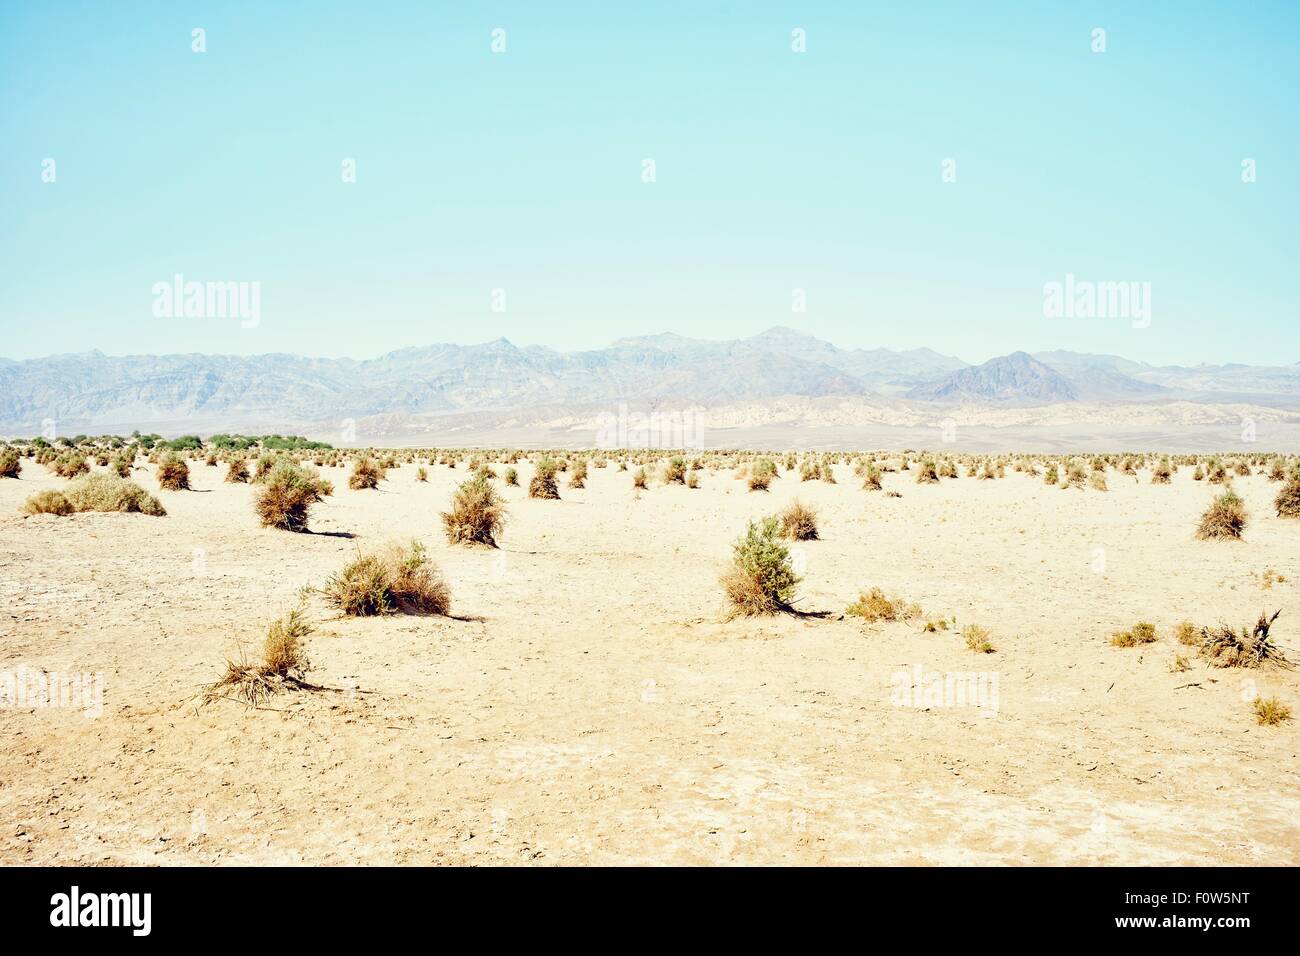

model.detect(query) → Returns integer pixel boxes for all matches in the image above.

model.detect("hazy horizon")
[2,323,1296,370]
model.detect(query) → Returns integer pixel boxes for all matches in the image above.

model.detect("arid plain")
[2,452,1297,865]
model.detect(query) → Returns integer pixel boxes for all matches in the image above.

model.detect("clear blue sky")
[1,1,1297,366]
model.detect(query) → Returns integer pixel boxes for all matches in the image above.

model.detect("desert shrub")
[632,467,648,490]
[846,587,921,623]
[1253,696,1292,726]
[720,516,800,616]
[779,500,819,540]
[157,453,190,490]
[1065,461,1086,488]
[207,601,313,706]
[1043,464,1059,485]
[1199,610,1288,668]
[915,459,939,484]
[1268,459,1286,482]
[322,540,451,616]
[963,624,995,653]
[1152,459,1172,484]
[1192,465,1204,481]
[59,473,166,515]
[504,467,519,486]
[224,457,250,483]
[800,459,821,482]
[441,474,506,546]
[1088,471,1108,492]
[1111,621,1157,647]
[861,463,883,491]
[349,457,385,490]
[569,459,588,489]
[254,453,276,482]
[529,458,561,499]
[21,489,74,516]
[1197,489,1247,540]
[1170,654,1191,673]
[663,456,686,485]
[1174,620,1199,646]
[52,451,89,479]
[0,448,20,478]
[110,453,133,477]
[416,466,428,482]
[686,471,699,489]
[255,459,330,531]
[748,459,777,492]
[1206,459,1228,484]
[1274,478,1300,518]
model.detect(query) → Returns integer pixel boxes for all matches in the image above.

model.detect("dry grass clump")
[1088,471,1108,492]
[1110,620,1157,647]
[1174,620,1200,646]
[779,500,819,540]
[568,459,587,489]
[254,453,276,482]
[861,463,883,491]
[0,448,21,478]
[1252,696,1292,726]
[963,624,995,653]
[322,540,451,617]
[441,474,506,546]
[632,467,648,490]
[529,458,561,499]
[110,453,132,477]
[52,451,89,478]
[504,467,519,486]
[157,452,190,490]
[1196,488,1247,540]
[255,459,330,531]
[22,489,74,516]
[1199,610,1289,669]
[915,459,939,484]
[1170,654,1191,673]
[663,456,686,485]
[225,457,250,483]
[748,459,777,492]
[1151,459,1173,484]
[720,516,800,617]
[348,457,385,490]
[60,473,167,515]
[1274,478,1300,519]
[206,602,313,706]
[416,466,428,482]
[846,587,921,623]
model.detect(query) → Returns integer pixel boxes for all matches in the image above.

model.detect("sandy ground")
[1,457,1297,866]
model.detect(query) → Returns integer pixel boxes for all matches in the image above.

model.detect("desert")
[2,443,1296,865]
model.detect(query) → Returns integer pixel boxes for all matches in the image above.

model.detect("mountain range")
[2,328,1298,443]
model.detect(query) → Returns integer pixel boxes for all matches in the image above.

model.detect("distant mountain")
[2,330,1298,436]
[906,352,1078,404]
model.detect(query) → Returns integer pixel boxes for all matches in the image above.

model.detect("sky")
[1,1,1297,366]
